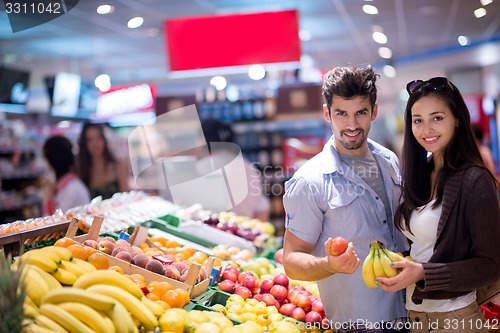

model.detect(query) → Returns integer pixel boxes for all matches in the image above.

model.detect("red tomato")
[330,236,348,256]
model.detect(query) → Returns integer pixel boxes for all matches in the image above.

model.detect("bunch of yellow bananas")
[362,241,411,288]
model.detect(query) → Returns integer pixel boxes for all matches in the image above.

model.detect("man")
[282,65,409,332]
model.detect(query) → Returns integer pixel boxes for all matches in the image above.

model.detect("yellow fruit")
[159,308,187,333]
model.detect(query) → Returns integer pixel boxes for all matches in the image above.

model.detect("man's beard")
[339,129,366,150]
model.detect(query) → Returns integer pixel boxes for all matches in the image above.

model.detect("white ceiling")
[1,0,500,103]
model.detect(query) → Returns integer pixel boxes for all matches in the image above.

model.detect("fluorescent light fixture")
[362,5,378,15]
[458,35,470,46]
[248,65,266,80]
[210,76,227,91]
[128,17,144,29]
[97,5,114,14]
[474,8,487,18]
[372,31,388,44]
[378,47,392,59]
[480,0,492,5]
[95,74,111,92]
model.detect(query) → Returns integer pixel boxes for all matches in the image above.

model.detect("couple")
[282,65,500,333]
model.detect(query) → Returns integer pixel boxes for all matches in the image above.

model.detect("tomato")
[330,236,348,256]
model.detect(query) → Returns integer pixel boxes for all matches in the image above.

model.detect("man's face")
[323,95,378,156]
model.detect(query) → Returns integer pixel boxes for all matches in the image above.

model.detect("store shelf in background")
[232,113,325,134]
[143,225,215,256]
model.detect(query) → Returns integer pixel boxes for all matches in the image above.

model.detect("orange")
[146,292,160,301]
[149,236,166,246]
[164,240,181,248]
[151,281,174,297]
[191,251,208,264]
[155,300,171,311]
[147,280,160,290]
[87,252,110,270]
[83,246,97,257]
[67,244,89,261]
[161,289,185,308]
[54,237,77,248]
[174,288,190,306]
[174,253,187,262]
[129,273,146,284]
[108,265,125,274]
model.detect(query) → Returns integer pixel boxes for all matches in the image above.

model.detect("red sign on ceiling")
[165,9,301,71]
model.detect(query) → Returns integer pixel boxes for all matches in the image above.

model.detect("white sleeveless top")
[402,199,476,312]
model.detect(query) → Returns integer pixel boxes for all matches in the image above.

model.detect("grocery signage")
[165,10,301,71]
[96,83,156,120]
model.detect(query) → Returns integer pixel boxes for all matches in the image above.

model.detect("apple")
[312,299,325,318]
[82,239,99,250]
[261,293,277,307]
[278,303,296,317]
[330,236,348,256]
[292,306,306,321]
[218,279,236,293]
[222,267,239,283]
[305,310,323,324]
[270,285,288,303]
[241,275,259,293]
[253,293,263,302]
[98,240,115,255]
[273,273,289,288]
[288,288,300,305]
[226,222,238,234]
[274,248,284,265]
[259,278,274,294]
[234,286,252,300]
[238,271,255,284]
[296,293,312,311]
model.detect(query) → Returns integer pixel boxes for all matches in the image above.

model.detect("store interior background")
[0,0,499,229]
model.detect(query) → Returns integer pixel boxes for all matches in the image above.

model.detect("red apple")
[222,267,239,283]
[218,279,236,293]
[312,299,325,317]
[296,293,312,311]
[305,310,323,324]
[330,236,348,256]
[234,286,252,300]
[279,303,296,317]
[292,306,306,321]
[242,275,259,293]
[238,271,255,284]
[261,293,277,307]
[274,248,284,265]
[259,278,274,294]
[270,285,288,303]
[253,293,263,302]
[288,287,300,304]
[273,273,289,288]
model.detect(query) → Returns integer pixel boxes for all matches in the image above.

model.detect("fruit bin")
[66,217,214,298]
[192,286,232,307]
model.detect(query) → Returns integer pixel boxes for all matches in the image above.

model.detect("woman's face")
[411,95,457,160]
[85,127,105,157]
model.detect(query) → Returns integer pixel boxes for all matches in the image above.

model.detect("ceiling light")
[95,74,111,92]
[248,65,266,80]
[383,65,396,78]
[97,5,114,14]
[378,47,392,59]
[210,76,227,91]
[458,35,470,46]
[372,31,388,44]
[474,8,487,18]
[362,5,378,15]
[299,30,312,41]
[128,17,144,29]
[480,0,493,5]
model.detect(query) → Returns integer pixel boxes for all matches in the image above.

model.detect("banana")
[380,247,405,263]
[42,287,116,311]
[39,303,94,333]
[361,242,378,288]
[73,270,143,299]
[105,298,136,333]
[373,246,387,278]
[35,314,67,332]
[87,284,158,331]
[23,268,51,306]
[41,246,73,262]
[71,258,97,273]
[23,249,61,265]
[380,250,399,278]
[24,295,38,310]
[141,295,165,317]
[98,311,116,333]
[405,255,414,262]
[51,267,77,285]
[58,302,111,333]
[21,255,58,273]
[23,323,60,333]
[58,260,86,277]
[23,303,39,318]
[28,264,63,290]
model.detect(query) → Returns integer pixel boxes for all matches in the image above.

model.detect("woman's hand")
[376,260,424,292]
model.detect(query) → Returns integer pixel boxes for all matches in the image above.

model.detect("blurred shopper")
[200,119,271,221]
[282,65,409,332]
[377,77,500,333]
[43,135,90,213]
[77,122,129,200]
[472,124,497,175]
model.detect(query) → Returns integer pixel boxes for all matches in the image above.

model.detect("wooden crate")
[66,217,213,298]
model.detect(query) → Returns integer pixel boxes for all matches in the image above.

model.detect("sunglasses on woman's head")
[406,77,454,96]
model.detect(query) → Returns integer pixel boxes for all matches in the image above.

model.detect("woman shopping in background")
[377,77,500,332]
[77,122,130,200]
[43,135,90,213]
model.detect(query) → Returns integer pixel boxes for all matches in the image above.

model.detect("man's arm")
[283,230,360,281]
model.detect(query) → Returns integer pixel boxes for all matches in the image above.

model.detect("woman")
[377,77,500,332]
[77,122,129,199]
[43,135,90,212]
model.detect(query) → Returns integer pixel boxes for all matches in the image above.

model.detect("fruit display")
[362,240,412,288]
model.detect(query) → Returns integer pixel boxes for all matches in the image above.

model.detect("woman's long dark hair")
[395,80,497,233]
[77,122,116,188]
